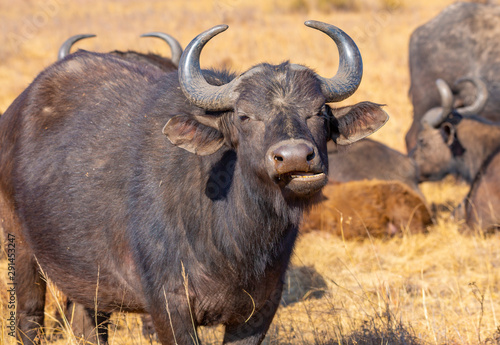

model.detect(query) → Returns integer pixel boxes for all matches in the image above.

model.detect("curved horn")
[140,32,183,67]
[304,20,363,102]
[179,25,241,111]
[58,34,96,60]
[421,79,454,127]
[180,22,364,111]
[454,77,488,116]
[437,78,454,115]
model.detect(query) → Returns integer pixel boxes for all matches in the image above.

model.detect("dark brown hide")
[109,50,178,72]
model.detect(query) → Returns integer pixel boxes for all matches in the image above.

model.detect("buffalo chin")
[281,172,328,198]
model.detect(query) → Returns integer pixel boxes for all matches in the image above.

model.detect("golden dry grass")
[2,0,500,344]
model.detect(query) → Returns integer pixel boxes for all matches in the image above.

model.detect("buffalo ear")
[440,122,456,146]
[329,102,389,145]
[162,115,224,155]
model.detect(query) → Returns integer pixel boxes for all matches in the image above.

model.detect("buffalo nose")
[271,142,316,174]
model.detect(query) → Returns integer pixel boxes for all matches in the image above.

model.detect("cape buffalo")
[411,78,500,230]
[0,22,388,345]
[406,2,500,152]
[58,32,183,70]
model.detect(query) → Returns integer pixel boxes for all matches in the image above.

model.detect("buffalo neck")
[180,147,303,284]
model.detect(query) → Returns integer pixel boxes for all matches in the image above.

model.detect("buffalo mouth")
[278,171,328,197]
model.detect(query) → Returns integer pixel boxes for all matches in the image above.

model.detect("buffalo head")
[163,21,389,198]
[410,77,488,182]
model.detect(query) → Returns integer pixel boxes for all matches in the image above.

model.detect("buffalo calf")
[302,180,432,239]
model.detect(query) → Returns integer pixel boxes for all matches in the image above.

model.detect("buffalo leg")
[85,308,111,344]
[148,297,199,345]
[141,314,157,341]
[223,288,283,345]
[16,249,46,345]
[62,299,98,343]
[65,301,158,343]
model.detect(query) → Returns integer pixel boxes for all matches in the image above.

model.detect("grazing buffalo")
[58,32,182,70]
[327,138,420,193]
[411,78,500,230]
[406,2,500,152]
[0,21,388,345]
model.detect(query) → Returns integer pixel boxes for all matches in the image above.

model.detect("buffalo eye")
[306,106,327,129]
[239,115,250,122]
[307,106,326,120]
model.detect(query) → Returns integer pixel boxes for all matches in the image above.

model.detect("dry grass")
[2,0,500,344]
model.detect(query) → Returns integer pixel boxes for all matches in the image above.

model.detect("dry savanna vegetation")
[1,0,500,344]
